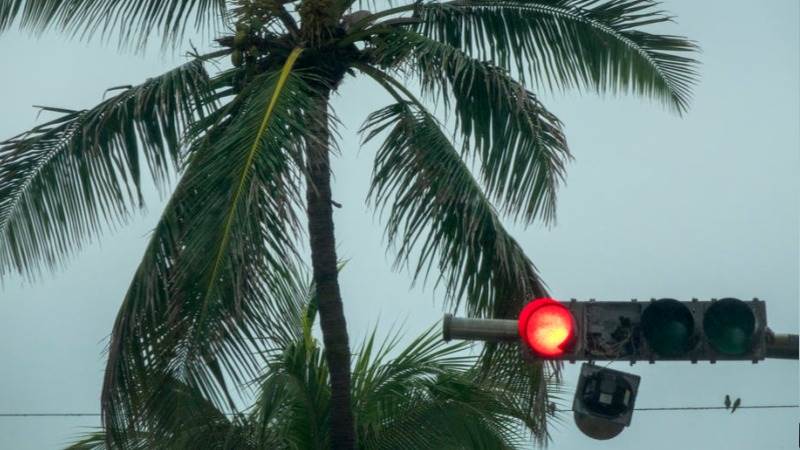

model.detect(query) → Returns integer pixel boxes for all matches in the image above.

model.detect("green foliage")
[0,60,214,279]
[374,30,570,224]
[362,101,547,318]
[416,0,698,112]
[361,99,562,444]
[352,329,521,449]
[69,274,562,449]
[0,0,227,48]
[1,1,698,447]
[101,60,320,446]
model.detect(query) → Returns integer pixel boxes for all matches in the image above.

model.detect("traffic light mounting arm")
[765,331,799,359]
[442,314,517,342]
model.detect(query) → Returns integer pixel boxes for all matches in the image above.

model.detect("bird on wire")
[731,398,741,413]
[724,395,731,409]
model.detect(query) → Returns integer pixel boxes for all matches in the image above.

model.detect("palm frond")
[0,59,215,279]
[101,50,319,447]
[64,431,149,450]
[186,48,305,345]
[362,374,522,449]
[83,262,561,449]
[476,342,564,447]
[362,99,562,443]
[352,326,474,416]
[227,0,301,37]
[417,0,699,112]
[251,307,333,450]
[65,375,256,450]
[0,0,227,49]
[374,30,571,224]
[252,323,550,449]
[354,327,542,449]
[362,101,547,318]
[134,375,254,449]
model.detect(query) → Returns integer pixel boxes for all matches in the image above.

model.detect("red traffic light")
[518,298,575,357]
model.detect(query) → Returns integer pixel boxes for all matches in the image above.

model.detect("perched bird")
[731,398,741,413]
[724,395,731,409]
[548,402,556,416]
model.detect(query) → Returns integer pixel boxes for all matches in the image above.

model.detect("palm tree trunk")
[305,88,355,449]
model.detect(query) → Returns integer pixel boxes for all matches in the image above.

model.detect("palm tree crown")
[0,0,697,448]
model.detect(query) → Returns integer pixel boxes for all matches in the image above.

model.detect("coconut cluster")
[230,20,264,68]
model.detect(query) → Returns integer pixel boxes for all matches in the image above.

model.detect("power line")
[554,405,797,413]
[1,405,796,418]
[0,413,100,417]
[634,405,797,411]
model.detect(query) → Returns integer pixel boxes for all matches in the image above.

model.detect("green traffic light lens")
[703,298,755,355]
[641,299,696,357]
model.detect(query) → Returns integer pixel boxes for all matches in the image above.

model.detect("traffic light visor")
[518,298,575,357]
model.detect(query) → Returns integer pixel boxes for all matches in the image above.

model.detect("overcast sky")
[0,1,797,449]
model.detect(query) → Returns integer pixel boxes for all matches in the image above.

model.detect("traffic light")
[572,363,641,440]
[517,297,767,363]
[444,296,769,362]
[517,298,576,357]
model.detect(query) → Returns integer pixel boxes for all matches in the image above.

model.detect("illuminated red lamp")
[518,298,575,357]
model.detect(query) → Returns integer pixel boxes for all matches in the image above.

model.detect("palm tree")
[65,270,563,449]
[0,0,697,448]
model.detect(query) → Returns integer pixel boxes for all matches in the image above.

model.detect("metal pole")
[765,331,799,360]
[442,314,518,342]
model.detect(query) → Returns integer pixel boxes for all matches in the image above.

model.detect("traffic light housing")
[517,297,767,363]
[572,363,641,440]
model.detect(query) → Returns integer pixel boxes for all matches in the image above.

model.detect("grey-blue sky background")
[0,1,797,448]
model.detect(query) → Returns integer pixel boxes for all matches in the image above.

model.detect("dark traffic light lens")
[641,298,696,357]
[703,298,755,355]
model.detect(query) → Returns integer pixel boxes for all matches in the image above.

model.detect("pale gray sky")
[0,1,798,449]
